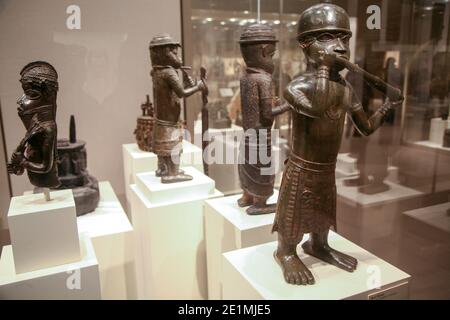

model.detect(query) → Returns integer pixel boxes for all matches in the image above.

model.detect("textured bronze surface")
[36,116,99,216]
[149,34,206,183]
[135,94,154,152]
[7,61,60,189]
[272,4,404,286]
[237,24,287,216]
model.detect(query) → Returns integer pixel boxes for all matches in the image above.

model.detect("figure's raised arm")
[284,70,330,119]
[165,68,204,99]
[347,84,400,136]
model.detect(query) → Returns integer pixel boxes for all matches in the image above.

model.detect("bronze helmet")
[149,34,181,49]
[20,61,59,92]
[239,24,278,45]
[297,4,351,41]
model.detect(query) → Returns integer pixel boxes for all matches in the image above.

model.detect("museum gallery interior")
[0,0,449,300]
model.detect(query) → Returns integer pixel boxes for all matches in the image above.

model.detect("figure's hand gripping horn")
[334,55,404,103]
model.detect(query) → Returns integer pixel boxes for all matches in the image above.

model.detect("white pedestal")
[336,178,424,243]
[413,140,450,151]
[429,117,450,145]
[193,119,243,148]
[129,166,223,299]
[204,191,278,300]
[222,232,411,300]
[336,178,423,208]
[77,181,135,300]
[336,153,399,183]
[0,233,101,300]
[136,167,214,204]
[122,140,204,213]
[403,202,450,234]
[8,189,80,274]
[209,134,283,195]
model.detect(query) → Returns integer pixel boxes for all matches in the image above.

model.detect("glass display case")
[182,0,450,299]
[0,0,449,301]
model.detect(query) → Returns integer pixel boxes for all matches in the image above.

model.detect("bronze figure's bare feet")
[237,192,253,207]
[274,250,315,285]
[161,173,193,184]
[246,203,276,215]
[302,241,358,272]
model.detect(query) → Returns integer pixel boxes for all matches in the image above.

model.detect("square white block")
[0,233,101,300]
[122,140,204,212]
[209,134,283,195]
[129,173,223,300]
[222,232,411,300]
[204,191,278,300]
[8,189,81,274]
[136,166,215,205]
[429,117,450,145]
[77,181,135,300]
[194,119,244,148]
[336,153,399,183]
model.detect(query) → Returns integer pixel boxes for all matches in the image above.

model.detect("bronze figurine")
[134,94,155,152]
[7,61,60,201]
[149,34,206,183]
[237,24,289,215]
[35,116,100,216]
[272,4,404,285]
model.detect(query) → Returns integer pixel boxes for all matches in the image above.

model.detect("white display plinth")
[413,140,450,151]
[129,166,223,299]
[122,140,203,213]
[429,117,450,145]
[336,178,423,208]
[403,202,450,233]
[336,153,399,183]
[194,119,243,148]
[8,189,80,274]
[204,191,278,300]
[222,232,411,300]
[136,167,214,204]
[0,233,101,300]
[209,134,283,195]
[77,181,135,300]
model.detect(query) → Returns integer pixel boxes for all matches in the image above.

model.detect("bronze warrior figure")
[272,4,404,285]
[237,24,290,215]
[149,34,206,183]
[7,61,61,199]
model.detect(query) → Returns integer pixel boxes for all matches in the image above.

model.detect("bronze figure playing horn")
[272,4,404,285]
[149,34,206,183]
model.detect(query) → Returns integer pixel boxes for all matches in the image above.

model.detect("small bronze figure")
[149,34,206,183]
[7,61,60,200]
[134,94,155,152]
[272,4,404,285]
[36,116,100,216]
[237,24,289,215]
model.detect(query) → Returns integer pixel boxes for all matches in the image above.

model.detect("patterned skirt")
[152,119,183,157]
[272,153,336,244]
[238,129,275,198]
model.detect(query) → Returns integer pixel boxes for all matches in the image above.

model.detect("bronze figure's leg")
[302,230,358,272]
[155,156,168,177]
[274,234,315,285]
[246,195,276,215]
[237,190,253,207]
[161,155,193,184]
